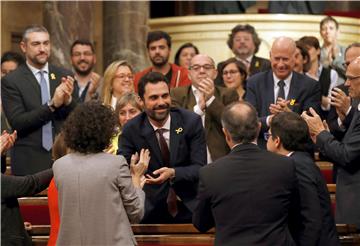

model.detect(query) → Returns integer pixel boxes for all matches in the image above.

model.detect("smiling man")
[171,54,238,162]
[1,25,77,175]
[134,31,191,91]
[245,36,321,148]
[70,40,101,102]
[118,72,206,223]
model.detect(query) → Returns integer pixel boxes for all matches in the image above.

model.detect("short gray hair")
[22,25,49,42]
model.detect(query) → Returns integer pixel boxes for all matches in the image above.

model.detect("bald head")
[345,43,360,69]
[189,54,217,88]
[221,101,259,144]
[270,37,296,79]
[345,56,360,99]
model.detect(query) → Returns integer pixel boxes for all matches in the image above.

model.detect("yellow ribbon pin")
[290,99,296,106]
[255,61,260,68]
[175,127,183,134]
[50,73,56,80]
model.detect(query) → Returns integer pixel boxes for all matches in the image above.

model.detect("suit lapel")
[185,86,196,110]
[48,65,60,97]
[169,110,183,167]
[265,71,275,113]
[140,116,163,166]
[21,65,41,96]
[287,73,301,102]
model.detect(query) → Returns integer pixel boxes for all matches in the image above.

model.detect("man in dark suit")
[1,25,77,175]
[215,24,271,85]
[267,112,339,246]
[192,101,301,245]
[245,36,321,148]
[302,57,360,229]
[119,72,207,223]
[171,54,238,162]
[0,128,53,245]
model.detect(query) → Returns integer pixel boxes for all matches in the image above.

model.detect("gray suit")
[53,152,145,245]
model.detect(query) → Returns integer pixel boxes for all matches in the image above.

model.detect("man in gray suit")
[302,57,360,229]
[1,25,77,175]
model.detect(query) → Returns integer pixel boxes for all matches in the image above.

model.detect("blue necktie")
[39,71,53,151]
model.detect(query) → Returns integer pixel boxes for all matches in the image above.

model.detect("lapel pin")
[255,61,260,68]
[50,73,56,80]
[290,99,296,106]
[175,127,183,134]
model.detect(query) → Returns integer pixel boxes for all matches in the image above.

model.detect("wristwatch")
[47,100,56,112]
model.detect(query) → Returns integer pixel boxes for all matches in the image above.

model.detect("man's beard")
[146,104,170,123]
[151,55,169,68]
[74,63,93,76]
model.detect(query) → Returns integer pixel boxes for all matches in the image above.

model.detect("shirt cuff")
[193,104,205,116]
[205,96,215,107]
[266,115,271,127]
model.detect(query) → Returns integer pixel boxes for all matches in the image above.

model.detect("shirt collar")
[27,61,49,75]
[149,114,171,132]
[286,151,294,157]
[273,72,292,87]
[236,55,253,64]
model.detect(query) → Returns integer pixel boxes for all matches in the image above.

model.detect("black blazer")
[317,106,360,228]
[193,144,300,246]
[1,169,53,245]
[118,108,207,220]
[245,70,321,147]
[1,64,77,175]
[215,55,271,86]
[290,151,339,246]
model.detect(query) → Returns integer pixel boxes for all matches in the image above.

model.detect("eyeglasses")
[189,64,214,72]
[264,132,272,141]
[114,74,134,81]
[222,70,240,76]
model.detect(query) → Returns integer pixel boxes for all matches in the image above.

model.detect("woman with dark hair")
[174,42,199,68]
[294,41,311,74]
[53,101,149,245]
[219,58,247,99]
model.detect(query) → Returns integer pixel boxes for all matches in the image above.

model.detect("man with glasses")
[302,56,360,230]
[171,54,238,162]
[327,43,360,140]
[70,40,101,102]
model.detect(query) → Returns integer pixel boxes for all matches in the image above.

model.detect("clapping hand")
[0,130,17,155]
[330,88,351,122]
[130,149,150,188]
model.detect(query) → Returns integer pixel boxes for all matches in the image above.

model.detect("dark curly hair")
[62,101,118,154]
[227,24,261,54]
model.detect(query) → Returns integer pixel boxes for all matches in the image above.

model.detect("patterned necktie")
[39,71,53,151]
[156,128,178,217]
[156,128,170,165]
[277,80,285,100]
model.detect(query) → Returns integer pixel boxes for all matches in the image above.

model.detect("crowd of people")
[1,14,360,245]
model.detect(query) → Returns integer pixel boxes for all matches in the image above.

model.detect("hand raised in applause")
[130,149,150,188]
[330,88,351,122]
[87,72,101,97]
[198,77,215,102]
[269,97,291,115]
[0,130,17,155]
[301,107,328,143]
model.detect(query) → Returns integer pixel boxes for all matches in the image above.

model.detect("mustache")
[154,104,169,110]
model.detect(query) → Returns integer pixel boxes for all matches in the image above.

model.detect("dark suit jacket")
[170,85,238,161]
[317,105,360,228]
[118,108,207,221]
[245,70,321,147]
[193,143,300,246]
[1,169,53,245]
[215,55,271,86]
[327,84,358,141]
[1,64,77,175]
[290,151,339,246]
